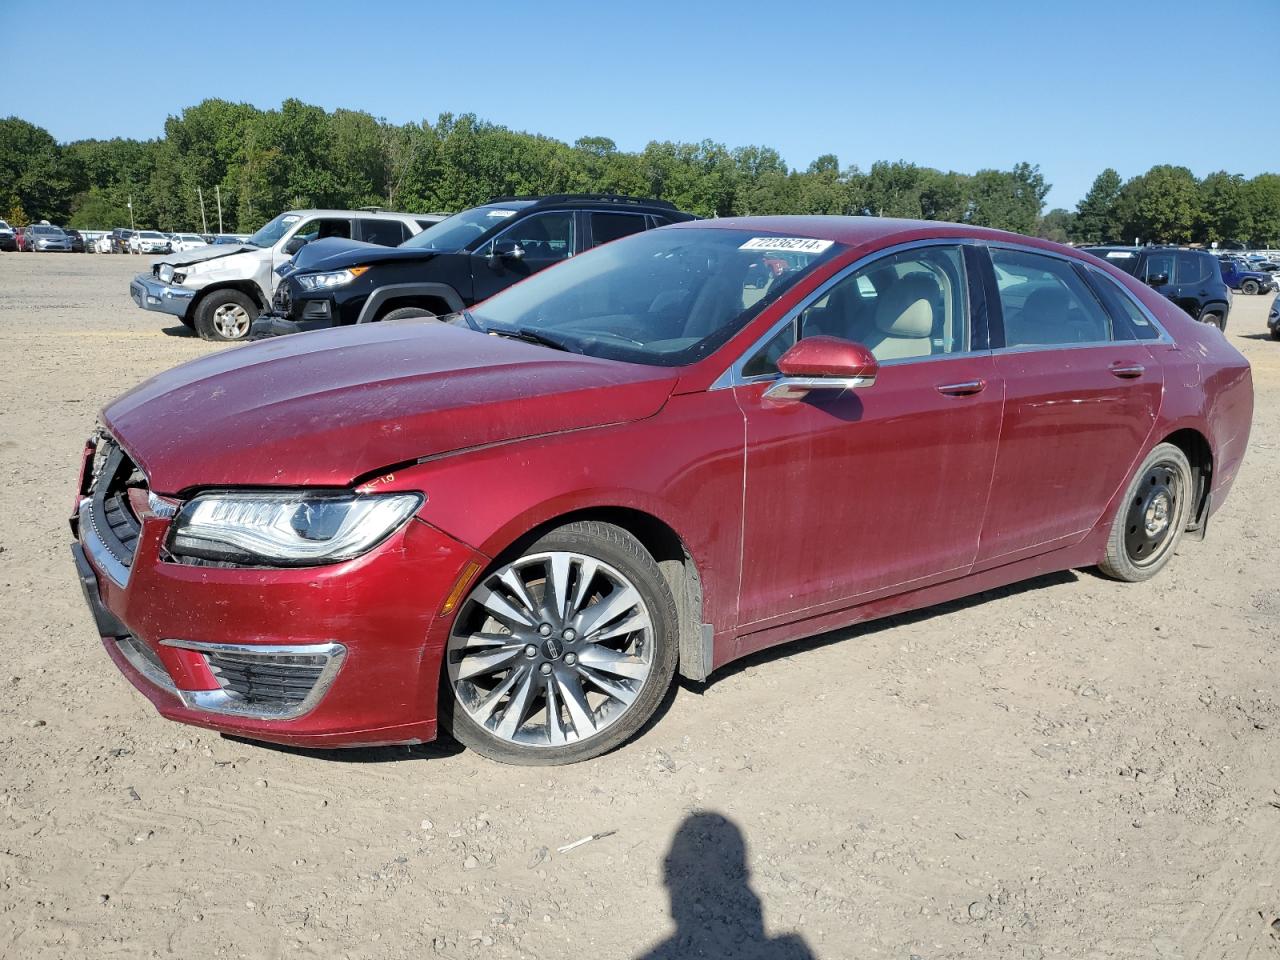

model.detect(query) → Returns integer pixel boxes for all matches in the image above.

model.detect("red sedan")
[71,217,1253,764]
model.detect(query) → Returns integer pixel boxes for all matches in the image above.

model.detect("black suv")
[1081,245,1231,331]
[253,194,695,336]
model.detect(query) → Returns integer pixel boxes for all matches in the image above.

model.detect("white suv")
[129,209,444,341]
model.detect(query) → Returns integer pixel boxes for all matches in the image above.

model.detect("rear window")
[1083,248,1139,276]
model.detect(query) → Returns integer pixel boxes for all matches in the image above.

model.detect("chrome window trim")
[710,237,980,391]
[159,639,347,721]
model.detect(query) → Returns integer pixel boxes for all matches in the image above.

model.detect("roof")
[667,215,1074,255]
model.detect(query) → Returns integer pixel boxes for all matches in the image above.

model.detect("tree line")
[1,98,1277,247]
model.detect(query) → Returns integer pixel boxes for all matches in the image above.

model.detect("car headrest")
[874,274,937,339]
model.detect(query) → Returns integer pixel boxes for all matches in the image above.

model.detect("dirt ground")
[0,251,1277,960]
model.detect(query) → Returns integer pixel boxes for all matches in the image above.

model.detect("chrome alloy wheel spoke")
[447,550,654,748]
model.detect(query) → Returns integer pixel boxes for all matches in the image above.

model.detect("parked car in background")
[1081,245,1232,330]
[1268,294,1279,340]
[22,224,72,252]
[0,220,16,252]
[72,216,1253,763]
[64,228,86,253]
[94,234,114,254]
[108,228,134,253]
[256,195,693,337]
[168,233,208,253]
[131,209,446,341]
[129,230,172,254]
[1218,257,1277,296]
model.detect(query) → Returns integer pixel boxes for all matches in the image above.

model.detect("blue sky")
[1,0,1274,209]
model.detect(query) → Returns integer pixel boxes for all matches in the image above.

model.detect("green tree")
[967,163,1048,233]
[1246,174,1280,247]
[1073,168,1123,243]
[861,161,926,218]
[1117,165,1201,244]
[1036,208,1076,243]
[1197,171,1252,246]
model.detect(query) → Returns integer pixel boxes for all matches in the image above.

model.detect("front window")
[244,212,303,248]
[490,212,574,261]
[465,228,843,367]
[743,245,970,376]
[402,205,531,251]
[33,225,63,236]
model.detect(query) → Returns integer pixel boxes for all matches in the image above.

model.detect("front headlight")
[158,263,175,283]
[168,490,423,566]
[296,266,370,291]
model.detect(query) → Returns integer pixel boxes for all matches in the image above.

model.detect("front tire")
[441,521,678,765]
[377,307,436,323]
[193,289,258,342]
[1242,280,1259,296]
[1097,443,1194,582]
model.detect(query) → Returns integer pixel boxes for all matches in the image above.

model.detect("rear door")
[975,245,1163,566]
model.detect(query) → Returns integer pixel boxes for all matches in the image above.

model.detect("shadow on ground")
[635,811,816,959]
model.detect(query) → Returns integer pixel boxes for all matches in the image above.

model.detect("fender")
[356,283,466,323]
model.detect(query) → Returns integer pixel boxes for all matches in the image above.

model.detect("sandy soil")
[0,251,1277,960]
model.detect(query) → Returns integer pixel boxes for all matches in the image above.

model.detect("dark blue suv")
[1082,246,1232,331]
[1218,258,1278,297]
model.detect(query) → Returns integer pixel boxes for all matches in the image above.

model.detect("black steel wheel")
[1098,442,1194,582]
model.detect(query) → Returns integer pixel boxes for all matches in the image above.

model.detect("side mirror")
[283,235,309,255]
[1146,272,1169,287]
[489,239,525,265]
[765,336,879,401]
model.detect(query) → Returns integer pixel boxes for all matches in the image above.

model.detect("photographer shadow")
[636,812,815,960]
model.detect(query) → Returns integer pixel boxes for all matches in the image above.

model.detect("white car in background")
[129,230,172,254]
[168,233,209,253]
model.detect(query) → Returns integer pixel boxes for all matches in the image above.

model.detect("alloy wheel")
[447,551,655,748]
[212,303,251,339]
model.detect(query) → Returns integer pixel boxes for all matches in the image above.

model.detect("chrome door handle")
[935,378,986,396]
[1109,363,1145,379]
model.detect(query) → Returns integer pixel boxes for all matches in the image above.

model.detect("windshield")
[466,227,843,367]
[33,225,63,236]
[1083,248,1139,275]
[402,205,529,251]
[244,212,302,248]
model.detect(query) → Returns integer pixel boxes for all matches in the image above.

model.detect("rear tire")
[378,307,436,323]
[193,289,258,342]
[1097,443,1194,582]
[1198,307,1226,331]
[440,521,678,765]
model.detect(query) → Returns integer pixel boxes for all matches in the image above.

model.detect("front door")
[733,243,1003,629]
[470,211,576,304]
[975,245,1163,565]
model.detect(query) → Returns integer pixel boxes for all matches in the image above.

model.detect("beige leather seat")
[864,274,937,360]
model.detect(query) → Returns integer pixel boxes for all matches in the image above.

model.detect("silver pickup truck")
[129,209,444,341]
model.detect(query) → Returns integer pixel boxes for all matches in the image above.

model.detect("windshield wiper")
[485,326,576,353]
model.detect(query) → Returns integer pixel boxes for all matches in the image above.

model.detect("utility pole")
[127,197,136,253]
[214,184,224,234]
[197,186,208,235]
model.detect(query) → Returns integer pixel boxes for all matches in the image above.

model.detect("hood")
[290,236,437,273]
[165,244,257,267]
[102,321,677,493]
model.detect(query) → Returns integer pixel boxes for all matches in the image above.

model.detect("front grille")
[205,649,329,709]
[87,438,146,569]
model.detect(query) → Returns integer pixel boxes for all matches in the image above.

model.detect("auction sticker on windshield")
[486,210,517,218]
[739,237,834,254]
